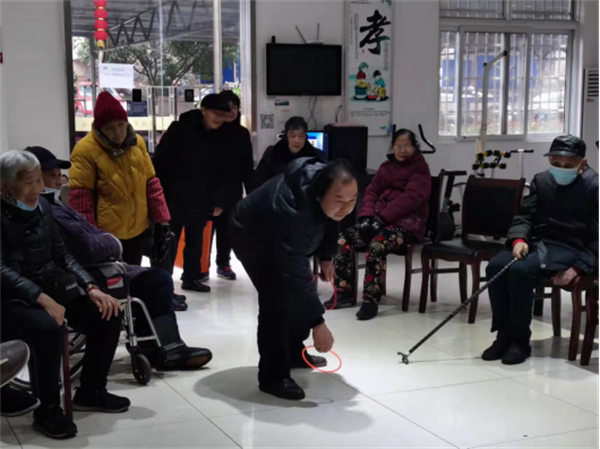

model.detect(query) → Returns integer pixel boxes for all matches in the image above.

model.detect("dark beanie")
[94,91,128,130]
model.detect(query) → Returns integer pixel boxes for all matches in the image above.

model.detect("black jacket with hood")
[253,138,324,190]
[153,109,228,225]
[507,166,599,274]
[1,197,95,304]
[220,121,255,205]
[231,157,338,328]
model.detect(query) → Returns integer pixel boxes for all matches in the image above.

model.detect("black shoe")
[217,266,237,280]
[199,272,210,282]
[324,291,356,310]
[259,378,306,400]
[181,280,211,293]
[173,293,187,303]
[291,353,327,369]
[356,301,378,320]
[1,386,40,417]
[502,342,532,365]
[482,333,511,361]
[73,388,131,413]
[33,406,77,440]
[172,297,188,312]
[160,345,213,370]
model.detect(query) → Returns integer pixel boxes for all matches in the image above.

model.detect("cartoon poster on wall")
[347,0,393,136]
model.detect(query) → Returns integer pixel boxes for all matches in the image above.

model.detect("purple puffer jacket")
[359,153,432,240]
[42,192,145,280]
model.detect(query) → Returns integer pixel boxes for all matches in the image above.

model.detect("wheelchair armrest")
[84,262,130,299]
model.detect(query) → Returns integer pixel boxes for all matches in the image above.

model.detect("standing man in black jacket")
[0,150,130,439]
[231,158,358,400]
[483,135,598,365]
[154,94,231,293]
[205,90,254,281]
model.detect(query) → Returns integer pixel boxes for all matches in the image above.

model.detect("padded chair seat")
[423,238,505,257]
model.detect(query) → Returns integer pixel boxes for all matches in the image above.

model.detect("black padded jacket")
[507,166,599,274]
[231,157,338,328]
[1,197,95,304]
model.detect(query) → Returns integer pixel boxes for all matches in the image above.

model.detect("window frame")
[439,7,580,142]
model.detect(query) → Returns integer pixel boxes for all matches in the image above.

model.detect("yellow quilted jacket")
[69,128,155,240]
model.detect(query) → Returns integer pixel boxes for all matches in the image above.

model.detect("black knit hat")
[201,93,231,112]
[544,135,587,158]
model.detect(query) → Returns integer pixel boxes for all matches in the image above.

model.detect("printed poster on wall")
[347,0,393,136]
[99,63,134,89]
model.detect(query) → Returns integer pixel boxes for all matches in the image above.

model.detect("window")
[440,0,574,20]
[438,0,576,138]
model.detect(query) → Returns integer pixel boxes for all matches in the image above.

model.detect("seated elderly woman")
[328,129,432,321]
[26,146,212,371]
[0,150,130,440]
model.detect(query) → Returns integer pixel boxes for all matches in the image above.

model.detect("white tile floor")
[2,255,598,448]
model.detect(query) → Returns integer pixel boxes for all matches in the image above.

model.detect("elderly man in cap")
[483,135,598,365]
[154,94,232,292]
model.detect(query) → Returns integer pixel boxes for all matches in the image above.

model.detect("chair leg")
[352,252,359,303]
[459,263,468,304]
[430,259,439,303]
[533,285,545,317]
[419,251,430,314]
[551,286,562,338]
[62,326,73,421]
[468,259,481,324]
[581,287,598,366]
[402,248,413,312]
[568,279,583,362]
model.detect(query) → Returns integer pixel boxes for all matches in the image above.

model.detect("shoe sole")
[1,399,41,417]
[33,422,77,440]
[72,404,130,413]
[217,274,237,281]
[181,287,211,293]
[259,386,306,401]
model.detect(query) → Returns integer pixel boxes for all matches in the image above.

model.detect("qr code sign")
[260,114,274,129]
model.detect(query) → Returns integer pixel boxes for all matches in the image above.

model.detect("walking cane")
[398,253,525,365]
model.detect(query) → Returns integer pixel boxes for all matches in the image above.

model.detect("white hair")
[0,150,41,183]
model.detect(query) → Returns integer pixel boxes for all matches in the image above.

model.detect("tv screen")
[306,131,329,158]
[266,44,342,96]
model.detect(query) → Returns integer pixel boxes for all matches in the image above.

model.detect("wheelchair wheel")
[132,354,152,385]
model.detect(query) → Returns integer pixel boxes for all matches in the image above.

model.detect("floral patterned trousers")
[334,219,415,303]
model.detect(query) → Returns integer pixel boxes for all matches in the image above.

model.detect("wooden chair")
[581,281,598,366]
[61,324,74,420]
[419,176,525,323]
[350,171,450,312]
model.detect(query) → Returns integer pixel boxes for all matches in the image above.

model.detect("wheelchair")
[11,261,162,389]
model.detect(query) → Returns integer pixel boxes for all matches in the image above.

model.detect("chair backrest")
[424,174,444,242]
[461,175,525,239]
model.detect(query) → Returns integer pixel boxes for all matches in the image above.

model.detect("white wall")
[2,0,70,159]
[254,0,599,179]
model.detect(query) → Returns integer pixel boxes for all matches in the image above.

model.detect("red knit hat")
[94,91,128,130]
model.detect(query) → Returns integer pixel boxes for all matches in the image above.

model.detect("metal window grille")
[528,33,570,133]
[510,0,573,20]
[440,0,505,19]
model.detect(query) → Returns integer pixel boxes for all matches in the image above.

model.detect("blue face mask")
[15,199,39,212]
[549,165,579,186]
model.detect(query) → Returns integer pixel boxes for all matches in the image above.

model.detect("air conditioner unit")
[582,68,599,169]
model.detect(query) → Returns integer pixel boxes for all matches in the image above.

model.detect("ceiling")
[70,0,241,48]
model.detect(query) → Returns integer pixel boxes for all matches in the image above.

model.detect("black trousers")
[129,267,175,336]
[171,220,208,281]
[1,297,121,410]
[120,232,146,266]
[233,243,311,385]
[486,250,555,344]
[210,208,233,269]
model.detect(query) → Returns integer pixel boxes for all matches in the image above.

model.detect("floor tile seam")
[470,425,600,448]
[505,376,600,416]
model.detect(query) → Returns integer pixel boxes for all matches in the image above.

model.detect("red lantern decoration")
[94,0,108,48]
